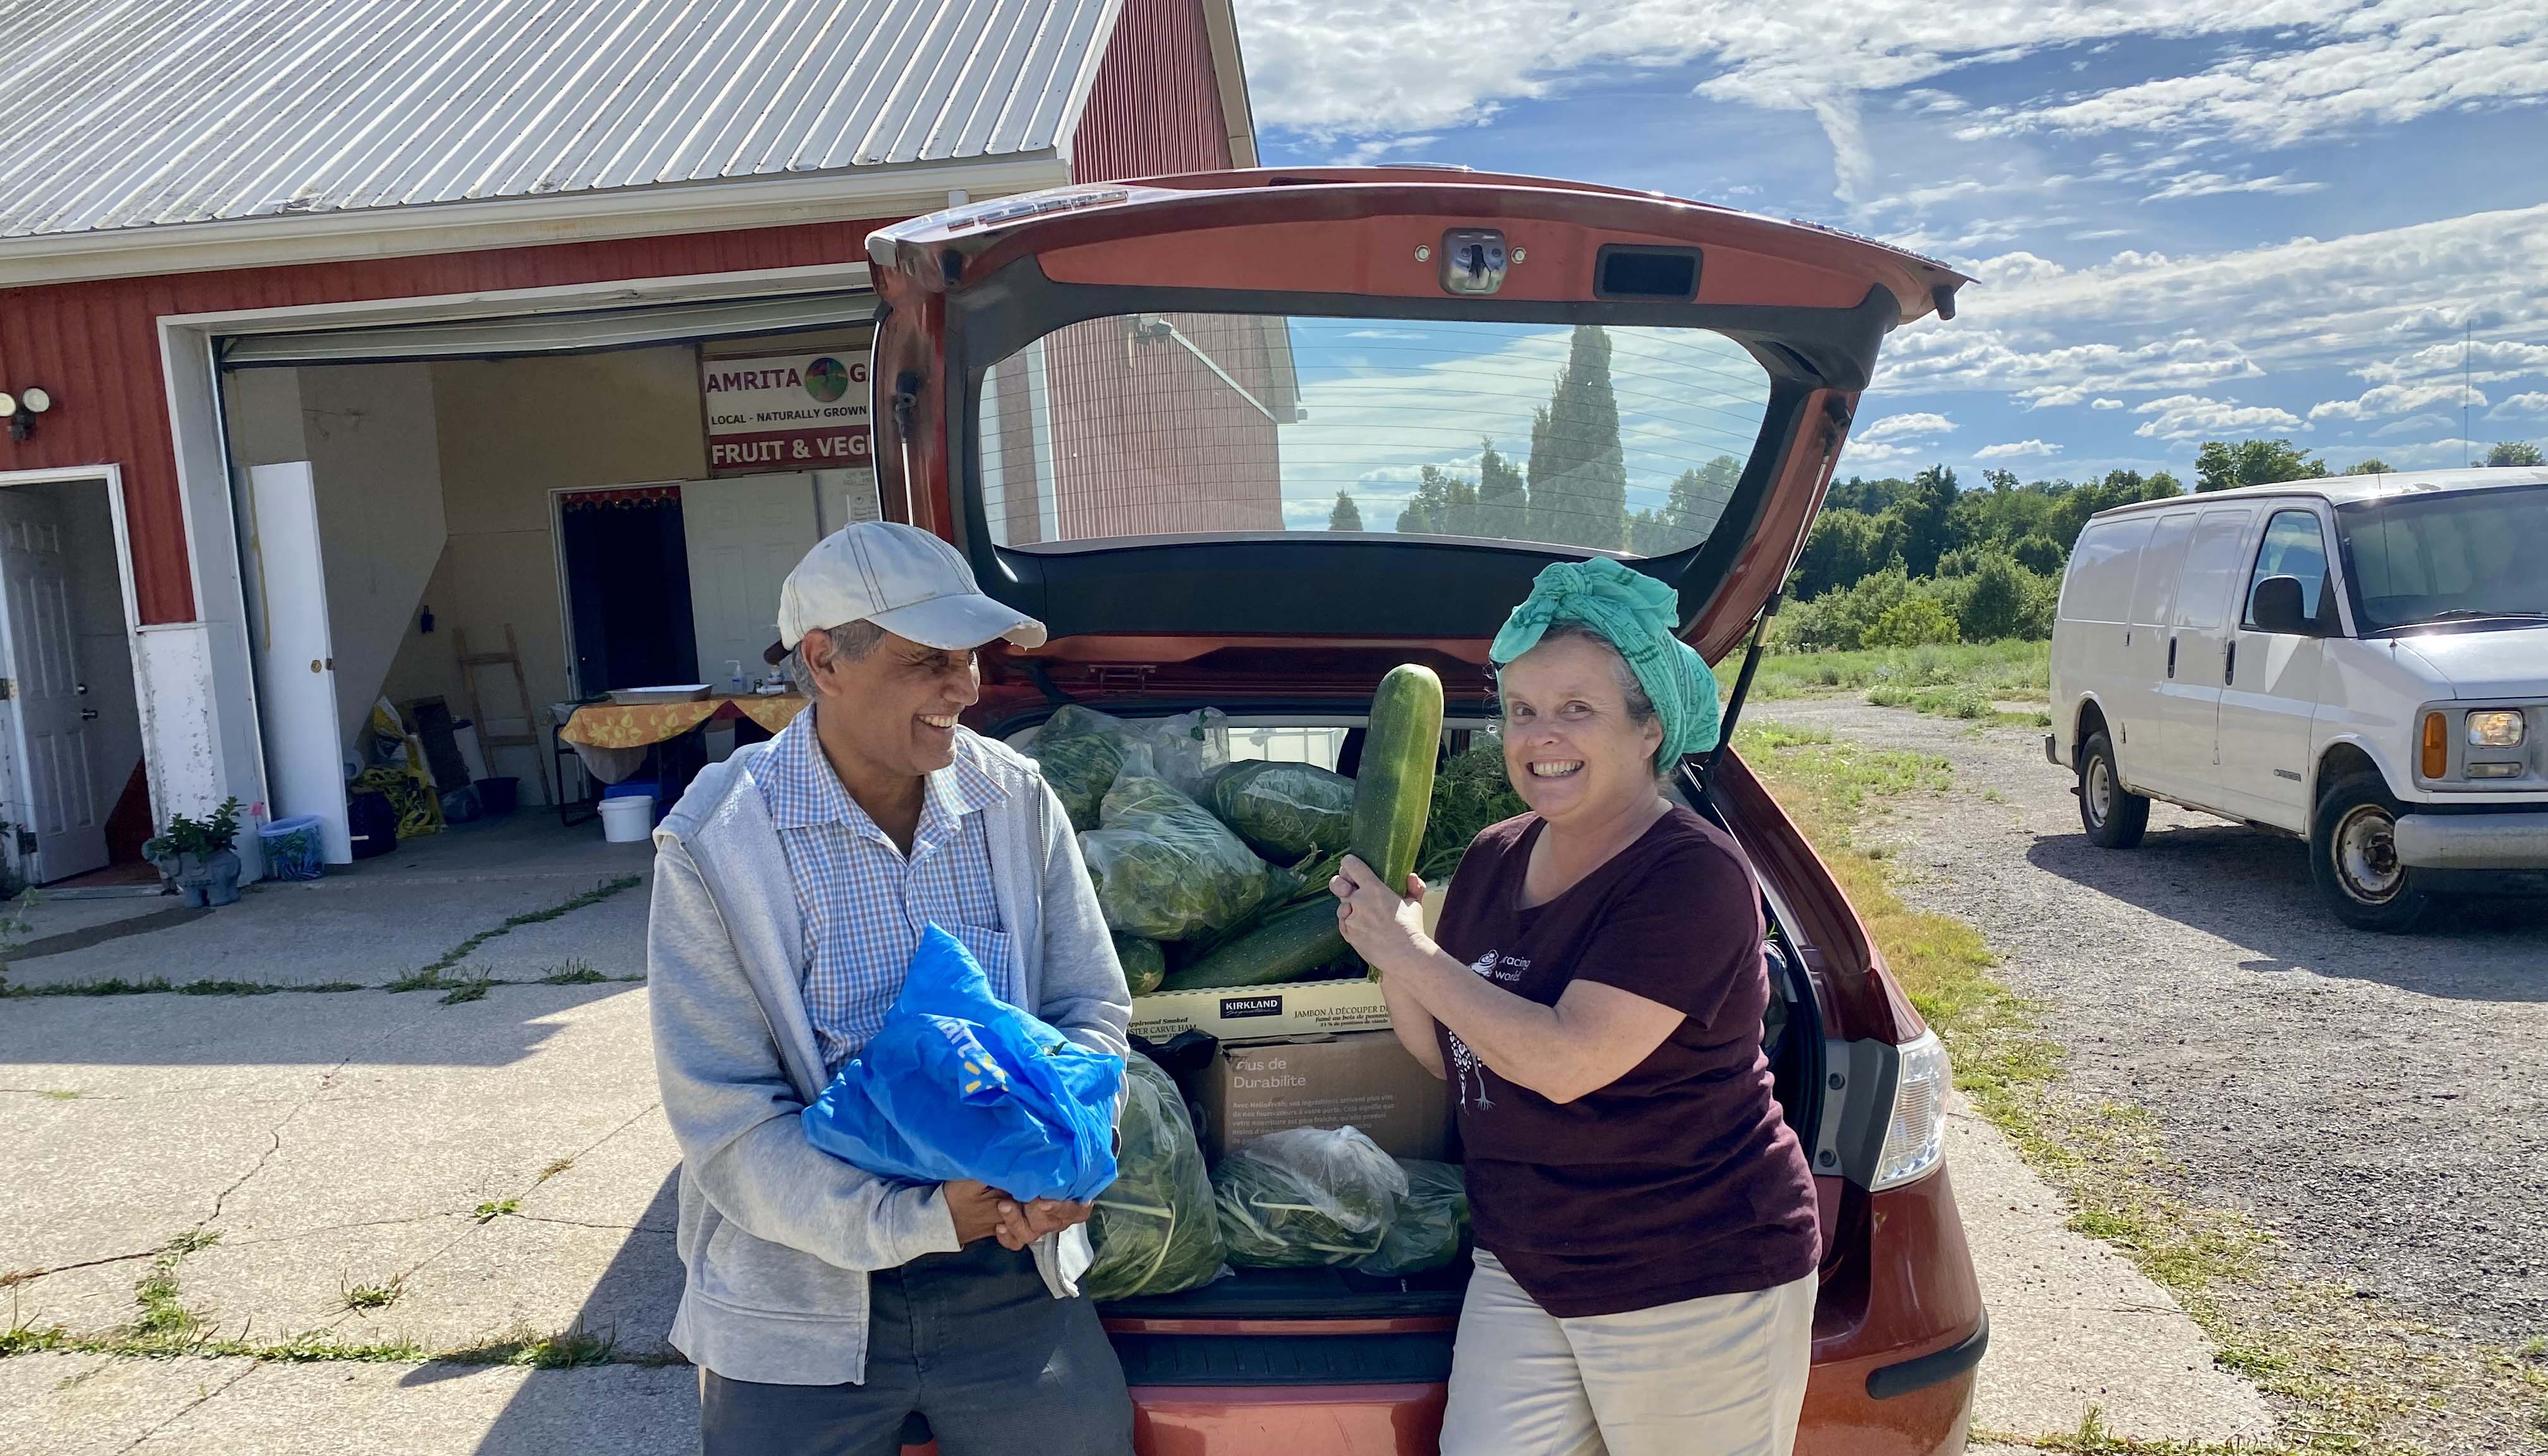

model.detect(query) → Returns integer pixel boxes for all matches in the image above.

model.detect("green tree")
[1474,439,1528,538]
[1395,465,1477,536]
[2195,439,2326,493]
[1524,325,1627,549]
[2011,533,2066,575]
[1884,464,1959,577]
[2343,458,2393,475]
[1328,490,1363,531]
[1865,596,1962,648]
[1956,552,2038,641]
[2487,440,2545,467]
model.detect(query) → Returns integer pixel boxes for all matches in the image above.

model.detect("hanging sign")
[701,350,871,476]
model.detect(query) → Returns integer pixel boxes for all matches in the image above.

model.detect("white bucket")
[598,794,656,843]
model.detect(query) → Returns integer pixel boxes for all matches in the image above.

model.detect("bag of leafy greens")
[1124,708,1230,801]
[1083,1053,1226,1301]
[1208,760,1356,862]
[1113,934,1167,997]
[1080,756,1271,942]
[1359,1158,1469,1277]
[1030,705,1132,832]
[1213,1125,1408,1268]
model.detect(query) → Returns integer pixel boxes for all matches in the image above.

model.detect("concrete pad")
[1951,1098,2275,1442]
[372,1215,682,1358]
[1,1257,151,1339]
[0,1353,263,1456]
[61,1357,699,1456]
[455,884,652,982]
[8,892,187,945]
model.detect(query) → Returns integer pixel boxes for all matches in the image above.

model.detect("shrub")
[1866,597,1962,648]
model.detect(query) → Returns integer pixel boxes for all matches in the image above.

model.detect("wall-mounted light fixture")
[1,387,52,442]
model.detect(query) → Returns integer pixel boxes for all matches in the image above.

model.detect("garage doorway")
[0,471,148,888]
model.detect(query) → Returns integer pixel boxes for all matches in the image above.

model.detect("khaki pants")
[1438,1249,1815,1456]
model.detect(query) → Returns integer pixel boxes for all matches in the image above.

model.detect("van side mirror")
[2250,575,2316,635]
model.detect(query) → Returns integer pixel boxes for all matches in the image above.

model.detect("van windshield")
[2336,483,2548,631]
[972,315,1771,556]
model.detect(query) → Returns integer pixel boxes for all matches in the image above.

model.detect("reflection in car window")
[974,315,1771,556]
[2243,509,2331,627]
[2336,482,2548,630]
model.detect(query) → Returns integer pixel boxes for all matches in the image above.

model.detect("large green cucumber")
[1347,664,1444,895]
[1156,899,1347,992]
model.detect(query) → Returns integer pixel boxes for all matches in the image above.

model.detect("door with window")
[2154,507,2259,798]
[2216,506,2334,828]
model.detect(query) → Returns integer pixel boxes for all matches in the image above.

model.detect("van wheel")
[2078,731,2149,848]
[2310,773,2432,932]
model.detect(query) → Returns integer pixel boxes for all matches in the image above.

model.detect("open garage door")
[217,289,876,368]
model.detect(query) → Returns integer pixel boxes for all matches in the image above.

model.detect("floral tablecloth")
[559,694,807,749]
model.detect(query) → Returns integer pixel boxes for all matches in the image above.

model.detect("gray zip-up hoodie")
[646,727,1131,1386]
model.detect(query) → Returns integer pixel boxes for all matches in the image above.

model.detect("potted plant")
[145,798,245,907]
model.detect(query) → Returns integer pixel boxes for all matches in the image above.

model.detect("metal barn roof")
[0,0,1122,241]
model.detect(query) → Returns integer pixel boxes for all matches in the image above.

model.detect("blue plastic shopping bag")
[802,924,1124,1203]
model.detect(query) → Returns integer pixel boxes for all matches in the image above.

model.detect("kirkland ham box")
[1198,1031,1452,1162]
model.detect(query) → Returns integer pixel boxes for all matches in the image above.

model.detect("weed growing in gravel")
[535,1158,574,1183]
[473,1198,521,1223]
[443,1318,617,1368]
[411,875,643,981]
[437,973,497,1006]
[338,1275,404,1313]
[538,960,608,985]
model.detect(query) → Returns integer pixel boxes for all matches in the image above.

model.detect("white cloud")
[2091,397,2126,410]
[2131,394,2306,440]
[1974,439,2060,459]
[2308,382,2482,421]
[2356,339,2548,385]
[2489,391,2548,418]
[1855,411,1956,443]
[2370,412,2455,438]
[2138,170,2327,202]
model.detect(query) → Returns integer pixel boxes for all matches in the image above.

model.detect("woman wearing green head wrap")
[1330,557,1819,1456]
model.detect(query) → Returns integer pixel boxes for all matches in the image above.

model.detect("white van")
[2046,467,2548,930]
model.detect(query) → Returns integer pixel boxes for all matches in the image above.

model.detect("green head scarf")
[1488,556,1721,770]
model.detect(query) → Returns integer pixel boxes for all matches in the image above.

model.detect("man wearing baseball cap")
[647,521,1134,1454]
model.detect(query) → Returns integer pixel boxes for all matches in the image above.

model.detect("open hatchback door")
[866,167,1967,717]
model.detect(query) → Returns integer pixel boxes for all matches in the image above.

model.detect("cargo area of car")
[995,705,1830,1381]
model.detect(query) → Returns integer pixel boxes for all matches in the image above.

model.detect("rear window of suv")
[973,314,1772,557]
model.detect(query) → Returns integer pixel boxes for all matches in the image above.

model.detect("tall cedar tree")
[1395,465,1479,536]
[1525,325,1628,549]
[1328,490,1364,531]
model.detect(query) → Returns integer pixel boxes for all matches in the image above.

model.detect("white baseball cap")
[775,521,1047,652]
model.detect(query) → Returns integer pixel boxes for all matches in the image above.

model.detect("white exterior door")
[2156,508,2259,801]
[247,463,353,863]
[2217,506,2334,829]
[2116,511,2197,797]
[682,473,824,689]
[0,487,108,882]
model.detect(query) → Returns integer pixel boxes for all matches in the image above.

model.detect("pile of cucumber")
[1143,665,1444,994]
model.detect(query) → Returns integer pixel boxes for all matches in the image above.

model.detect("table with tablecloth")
[555,694,807,785]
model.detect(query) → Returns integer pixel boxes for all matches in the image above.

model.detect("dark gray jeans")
[698,1239,1134,1456]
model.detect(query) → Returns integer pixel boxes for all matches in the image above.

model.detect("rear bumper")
[2395,811,2548,870]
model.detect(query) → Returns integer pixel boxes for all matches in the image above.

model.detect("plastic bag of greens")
[1213,1126,1409,1268]
[1030,705,1132,832]
[1080,764,1271,942]
[1083,1054,1226,1301]
[1125,709,1230,801]
[1208,761,1356,862]
[1114,934,1167,997]
[1359,1159,1469,1277]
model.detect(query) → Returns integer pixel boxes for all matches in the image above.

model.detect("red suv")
[866,167,1986,1456]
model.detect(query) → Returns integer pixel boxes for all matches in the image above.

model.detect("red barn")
[0,0,1256,883]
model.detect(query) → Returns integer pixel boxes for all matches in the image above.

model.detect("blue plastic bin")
[258,815,325,880]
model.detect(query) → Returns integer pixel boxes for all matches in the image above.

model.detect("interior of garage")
[214,308,880,861]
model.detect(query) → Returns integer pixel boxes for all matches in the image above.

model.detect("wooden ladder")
[454,624,555,806]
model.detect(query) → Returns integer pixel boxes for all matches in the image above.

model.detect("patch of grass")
[3,978,363,999]
[442,1318,617,1369]
[535,1158,574,1184]
[1744,639,2050,702]
[35,1089,83,1101]
[472,1198,520,1224]
[338,1275,404,1314]
[128,1232,222,1347]
[437,973,495,1006]
[537,960,607,985]
[412,875,643,981]
[0,1316,69,1356]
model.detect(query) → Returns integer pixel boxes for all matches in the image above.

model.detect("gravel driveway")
[1762,700,2548,1349]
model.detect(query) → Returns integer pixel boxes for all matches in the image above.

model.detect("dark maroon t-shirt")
[1429,806,1820,1318]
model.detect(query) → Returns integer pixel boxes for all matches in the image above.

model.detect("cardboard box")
[1129,976,1392,1043]
[1199,1031,1452,1162]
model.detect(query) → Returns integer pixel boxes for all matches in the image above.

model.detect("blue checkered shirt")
[756,709,1012,1077]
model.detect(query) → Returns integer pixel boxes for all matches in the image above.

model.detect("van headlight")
[2466,710,2527,748]
[1872,1031,1951,1190]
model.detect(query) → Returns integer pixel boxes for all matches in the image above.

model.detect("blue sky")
[1230,1,2548,487]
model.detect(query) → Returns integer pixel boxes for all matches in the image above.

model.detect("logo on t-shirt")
[1469,948,1528,984]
